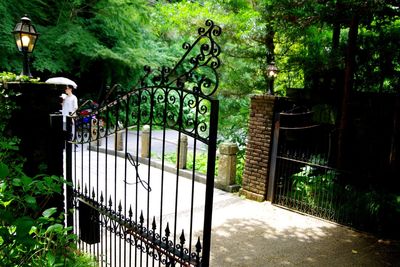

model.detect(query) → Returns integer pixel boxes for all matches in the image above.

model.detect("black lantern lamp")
[266,62,278,95]
[12,15,39,77]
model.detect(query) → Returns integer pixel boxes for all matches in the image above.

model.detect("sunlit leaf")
[42,207,58,218]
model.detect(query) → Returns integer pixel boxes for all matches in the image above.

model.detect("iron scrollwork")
[141,19,221,96]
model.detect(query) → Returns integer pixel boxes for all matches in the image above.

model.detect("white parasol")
[45,77,77,89]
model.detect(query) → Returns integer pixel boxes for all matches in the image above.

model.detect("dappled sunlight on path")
[209,199,400,267]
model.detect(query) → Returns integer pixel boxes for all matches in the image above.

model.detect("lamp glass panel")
[13,22,22,32]
[14,33,22,51]
[268,70,277,78]
[21,35,30,47]
[28,35,37,52]
[267,64,278,78]
[21,24,31,33]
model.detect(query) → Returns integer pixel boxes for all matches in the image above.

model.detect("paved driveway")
[209,197,399,266]
[97,129,208,155]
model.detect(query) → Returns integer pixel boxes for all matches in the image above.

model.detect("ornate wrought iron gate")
[65,20,221,267]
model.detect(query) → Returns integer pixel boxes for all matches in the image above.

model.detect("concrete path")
[209,195,400,266]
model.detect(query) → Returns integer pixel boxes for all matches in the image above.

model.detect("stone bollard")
[216,142,240,192]
[177,135,188,169]
[141,125,150,158]
[114,121,124,151]
[115,130,124,151]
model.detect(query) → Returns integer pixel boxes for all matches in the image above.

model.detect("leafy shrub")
[289,160,400,237]
[155,151,211,175]
[0,162,98,266]
[339,186,400,237]
[186,152,210,174]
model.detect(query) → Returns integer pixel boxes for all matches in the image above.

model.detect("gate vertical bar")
[201,99,218,267]
[65,116,73,228]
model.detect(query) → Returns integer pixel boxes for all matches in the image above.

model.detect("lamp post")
[266,62,278,95]
[12,15,39,77]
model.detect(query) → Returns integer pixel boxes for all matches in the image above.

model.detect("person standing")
[61,84,78,135]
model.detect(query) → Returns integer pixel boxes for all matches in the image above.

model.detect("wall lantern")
[12,15,39,77]
[266,62,279,95]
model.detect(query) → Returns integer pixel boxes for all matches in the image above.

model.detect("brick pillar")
[240,94,277,201]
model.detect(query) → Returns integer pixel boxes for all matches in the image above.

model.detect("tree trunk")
[330,0,342,95]
[264,26,275,93]
[337,15,359,170]
[389,96,400,177]
[332,23,340,51]
[332,0,342,51]
[265,29,275,63]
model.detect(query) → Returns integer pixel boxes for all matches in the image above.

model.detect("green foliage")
[0,72,45,172]
[0,160,97,266]
[152,0,263,95]
[1,0,399,96]
[0,71,39,84]
[217,96,249,184]
[355,19,400,93]
[217,96,249,153]
[0,73,24,169]
[0,0,151,89]
[339,186,400,236]
[186,152,210,175]
[154,151,211,175]
[290,164,338,209]
[289,160,400,236]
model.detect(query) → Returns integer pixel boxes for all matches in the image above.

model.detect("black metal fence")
[65,20,221,267]
[270,95,400,235]
[270,104,341,221]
